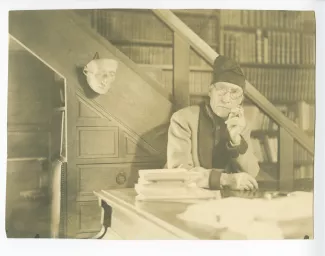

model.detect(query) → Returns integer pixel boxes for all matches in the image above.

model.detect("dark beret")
[211,55,246,89]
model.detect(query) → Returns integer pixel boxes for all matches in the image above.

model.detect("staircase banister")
[152,9,314,155]
[71,10,173,102]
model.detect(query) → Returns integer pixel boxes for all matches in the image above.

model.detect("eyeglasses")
[214,86,243,100]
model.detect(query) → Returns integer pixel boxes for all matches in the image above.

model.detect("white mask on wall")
[83,58,118,94]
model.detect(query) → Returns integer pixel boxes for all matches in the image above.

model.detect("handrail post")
[279,127,294,190]
[173,32,190,111]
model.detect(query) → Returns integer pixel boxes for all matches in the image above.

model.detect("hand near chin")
[225,106,246,145]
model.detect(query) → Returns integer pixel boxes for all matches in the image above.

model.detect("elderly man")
[167,55,260,191]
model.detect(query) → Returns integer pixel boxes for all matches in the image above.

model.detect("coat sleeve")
[167,110,224,190]
[167,111,194,170]
[226,123,260,178]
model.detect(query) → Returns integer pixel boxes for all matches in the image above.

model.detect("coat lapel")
[197,103,215,169]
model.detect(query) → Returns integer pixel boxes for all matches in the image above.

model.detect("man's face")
[208,82,244,118]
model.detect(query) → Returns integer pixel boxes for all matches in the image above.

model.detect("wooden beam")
[279,127,294,191]
[152,9,314,155]
[173,33,190,110]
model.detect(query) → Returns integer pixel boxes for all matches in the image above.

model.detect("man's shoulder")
[172,105,201,119]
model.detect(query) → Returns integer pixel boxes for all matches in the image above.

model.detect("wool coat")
[167,103,260,189]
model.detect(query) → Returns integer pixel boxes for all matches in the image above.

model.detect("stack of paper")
[177,191,313,239]
[135,169,220,202]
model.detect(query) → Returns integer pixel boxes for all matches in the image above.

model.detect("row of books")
[275,105,297,124]
[243,106,278,131]
[145,68,316,110]
[91,10,218,45]
[252,137,314,165]
[221,10,315,31]
[301,34,316,65]
[223,31,257,63]
[187,68,315,102]
[116,34,314,69]
[160,71,173,92]
[112,27,315,68]
[176,15,219,45]
[251,137,278,163]
[90,9,315,67]
[253,103,315,135]
[117,45,213,67]
[296,101,315,131]
[242,67,315,102]
[189,72,213,93]
[223,30,315,65]
[92,10,173,42]
[294,165,314,180]
[243,103,313,133]
[118,45,173,65]
[190,50,213,67]
[293,142,314,163]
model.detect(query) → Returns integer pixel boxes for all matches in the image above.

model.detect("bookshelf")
[186,10,315,185]
[85,9,315,186]
[217,10,315,185]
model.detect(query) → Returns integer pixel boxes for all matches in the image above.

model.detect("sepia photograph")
[5,8,316,241]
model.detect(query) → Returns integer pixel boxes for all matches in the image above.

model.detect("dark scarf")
[197,103,231,169]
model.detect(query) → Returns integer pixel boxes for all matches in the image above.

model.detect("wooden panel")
[6,159,43,229]
[76,98,112,127]
[125,136,149,156]
[8,101,50,124]
[7,132,49,158]
[6,198,51,238]
[77,201,102,232]
[79,100,101,118]
[76,92,162,161]
[77,127,119,159]
[8,51,54,76]
[6,160,42,191]
[7,88,49,102]
[122,131,158,158]
[8,75,52,89]
[78,163,159,196]
[7,51,52,124]
[7,124,49,132]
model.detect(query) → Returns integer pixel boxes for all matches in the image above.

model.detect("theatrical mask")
[83,58,118,94]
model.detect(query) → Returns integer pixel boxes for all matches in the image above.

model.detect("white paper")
[177,191,313,230]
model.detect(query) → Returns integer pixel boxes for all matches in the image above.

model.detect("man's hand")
[225,106,246,145]
[221,172,258,190]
